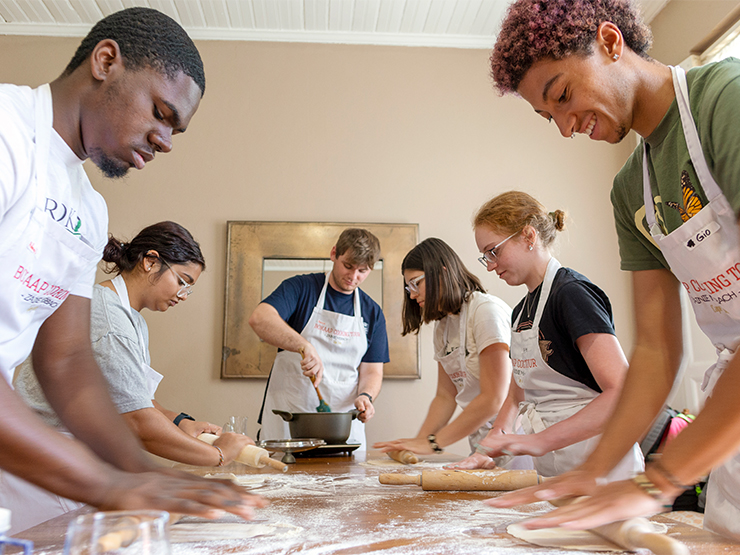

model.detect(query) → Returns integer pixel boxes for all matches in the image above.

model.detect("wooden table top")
[16,451,740,554]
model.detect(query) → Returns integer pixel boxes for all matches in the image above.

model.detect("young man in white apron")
[484,0,740,539]
[0,7,262,529]
[250,229,389,450]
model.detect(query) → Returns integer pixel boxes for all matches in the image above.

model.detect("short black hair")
[63,7,205,96]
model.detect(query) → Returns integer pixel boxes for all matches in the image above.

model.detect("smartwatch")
[173,412,195,427]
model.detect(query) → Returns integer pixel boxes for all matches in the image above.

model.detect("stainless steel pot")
[272,409,360,444]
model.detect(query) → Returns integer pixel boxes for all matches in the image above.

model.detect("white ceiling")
[0,0,670,48]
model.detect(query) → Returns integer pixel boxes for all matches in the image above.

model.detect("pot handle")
[349,409,361,420]
[272,409,294,421]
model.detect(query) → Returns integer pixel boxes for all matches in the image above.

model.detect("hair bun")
[549,210,567,231]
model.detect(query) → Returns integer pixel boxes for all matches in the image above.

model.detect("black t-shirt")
[511,267,616,393]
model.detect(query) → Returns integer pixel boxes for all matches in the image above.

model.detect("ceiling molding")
[0,0,669,49]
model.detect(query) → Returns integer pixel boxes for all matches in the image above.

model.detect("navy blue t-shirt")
[512,267,616,393]
[262,273,389,364]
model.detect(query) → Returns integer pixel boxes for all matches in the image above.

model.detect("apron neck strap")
[644,65,722,235]
[513,257,561,329]
[317,272,362,318]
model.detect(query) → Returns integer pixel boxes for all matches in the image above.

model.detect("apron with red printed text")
[0,84,101,382]
[260,274,368,448]
[511,257,643,478]
[0,83,97,534]
[643,66,740,540]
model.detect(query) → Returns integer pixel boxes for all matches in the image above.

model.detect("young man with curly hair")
[0,7,265,533]
[481,0,740,541]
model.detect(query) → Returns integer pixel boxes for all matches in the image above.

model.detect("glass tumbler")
[63,510,171,555]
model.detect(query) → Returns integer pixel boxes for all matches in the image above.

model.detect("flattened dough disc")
[507,522,668,552]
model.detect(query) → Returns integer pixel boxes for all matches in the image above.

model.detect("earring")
[529,244,534,251]
[570,133,576,139]
[613,53,619,61]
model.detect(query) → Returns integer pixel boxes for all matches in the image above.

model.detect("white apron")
[0,84,97,533]
[511,258,643,478]
[111,275,163,398]
[435,300,496,452]
[260,274,369,448]
[643,66,740,540]
[0,85,101,383]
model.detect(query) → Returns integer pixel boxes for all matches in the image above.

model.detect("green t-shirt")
[611,58,740,271]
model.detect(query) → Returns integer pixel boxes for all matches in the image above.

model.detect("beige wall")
[648,0,740,65]
[0,33,642,455]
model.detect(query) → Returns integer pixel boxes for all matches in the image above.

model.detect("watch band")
[427,434,444,453]
[631,473,673,511]
[358,392,373,403]
[173,412,195,427]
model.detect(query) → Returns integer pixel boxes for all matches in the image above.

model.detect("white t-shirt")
[0,83,108,381]
[433,291,512,382]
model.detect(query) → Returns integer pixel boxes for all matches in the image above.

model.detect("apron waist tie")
[702,348,734,392]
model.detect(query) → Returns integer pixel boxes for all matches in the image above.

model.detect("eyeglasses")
[161,259,195,299]
[478,232,517,267]
[405,274,425,294]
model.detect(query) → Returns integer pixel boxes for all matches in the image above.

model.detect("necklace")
[524,287,541,320]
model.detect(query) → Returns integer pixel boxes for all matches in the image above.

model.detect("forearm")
[356,363,383,400]
[123,408,222,466]
[153,400,178,422]
[248,303,306,353]
[580,270,683,475]
[0,381,115,505]
[33,302,154,472]
[580,349,676,474]
[433,394,501,447]
[489,382,523,433]
[533,389,621,453]
[657,356,740,488]
[417,395,457,439]
[37,353,153,471]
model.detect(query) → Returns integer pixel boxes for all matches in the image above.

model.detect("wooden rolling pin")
[197,433,287,472]
[387,450,418,464]
[549,499,689,555]
[379,469,540,491]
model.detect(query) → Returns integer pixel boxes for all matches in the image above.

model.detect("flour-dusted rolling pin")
[387,450,419,464]
[379,469,540,491]
[197,433,288,472]
[590,518,689,555]
[549,498,689,555]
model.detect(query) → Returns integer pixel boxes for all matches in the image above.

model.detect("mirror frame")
[221,221,419,379]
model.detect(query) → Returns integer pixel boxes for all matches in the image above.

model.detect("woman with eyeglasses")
[14,222,254,491]
[449,191,643,479]
[374,238,519,461]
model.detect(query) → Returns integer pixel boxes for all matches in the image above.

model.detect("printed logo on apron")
[0,84,100,382]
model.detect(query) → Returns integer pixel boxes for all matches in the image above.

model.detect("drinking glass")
[63,510,171,555]
[224,416,248,435]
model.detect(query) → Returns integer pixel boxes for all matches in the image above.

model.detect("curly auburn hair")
[490,0,652,94]
[63,7,205,96]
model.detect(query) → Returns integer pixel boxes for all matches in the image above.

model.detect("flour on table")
[360,458,450,468]
[203,473,266,486]
[507,521,668,552]
[170,522,302,542]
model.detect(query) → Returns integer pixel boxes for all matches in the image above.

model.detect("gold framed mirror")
[221,221,419,379]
